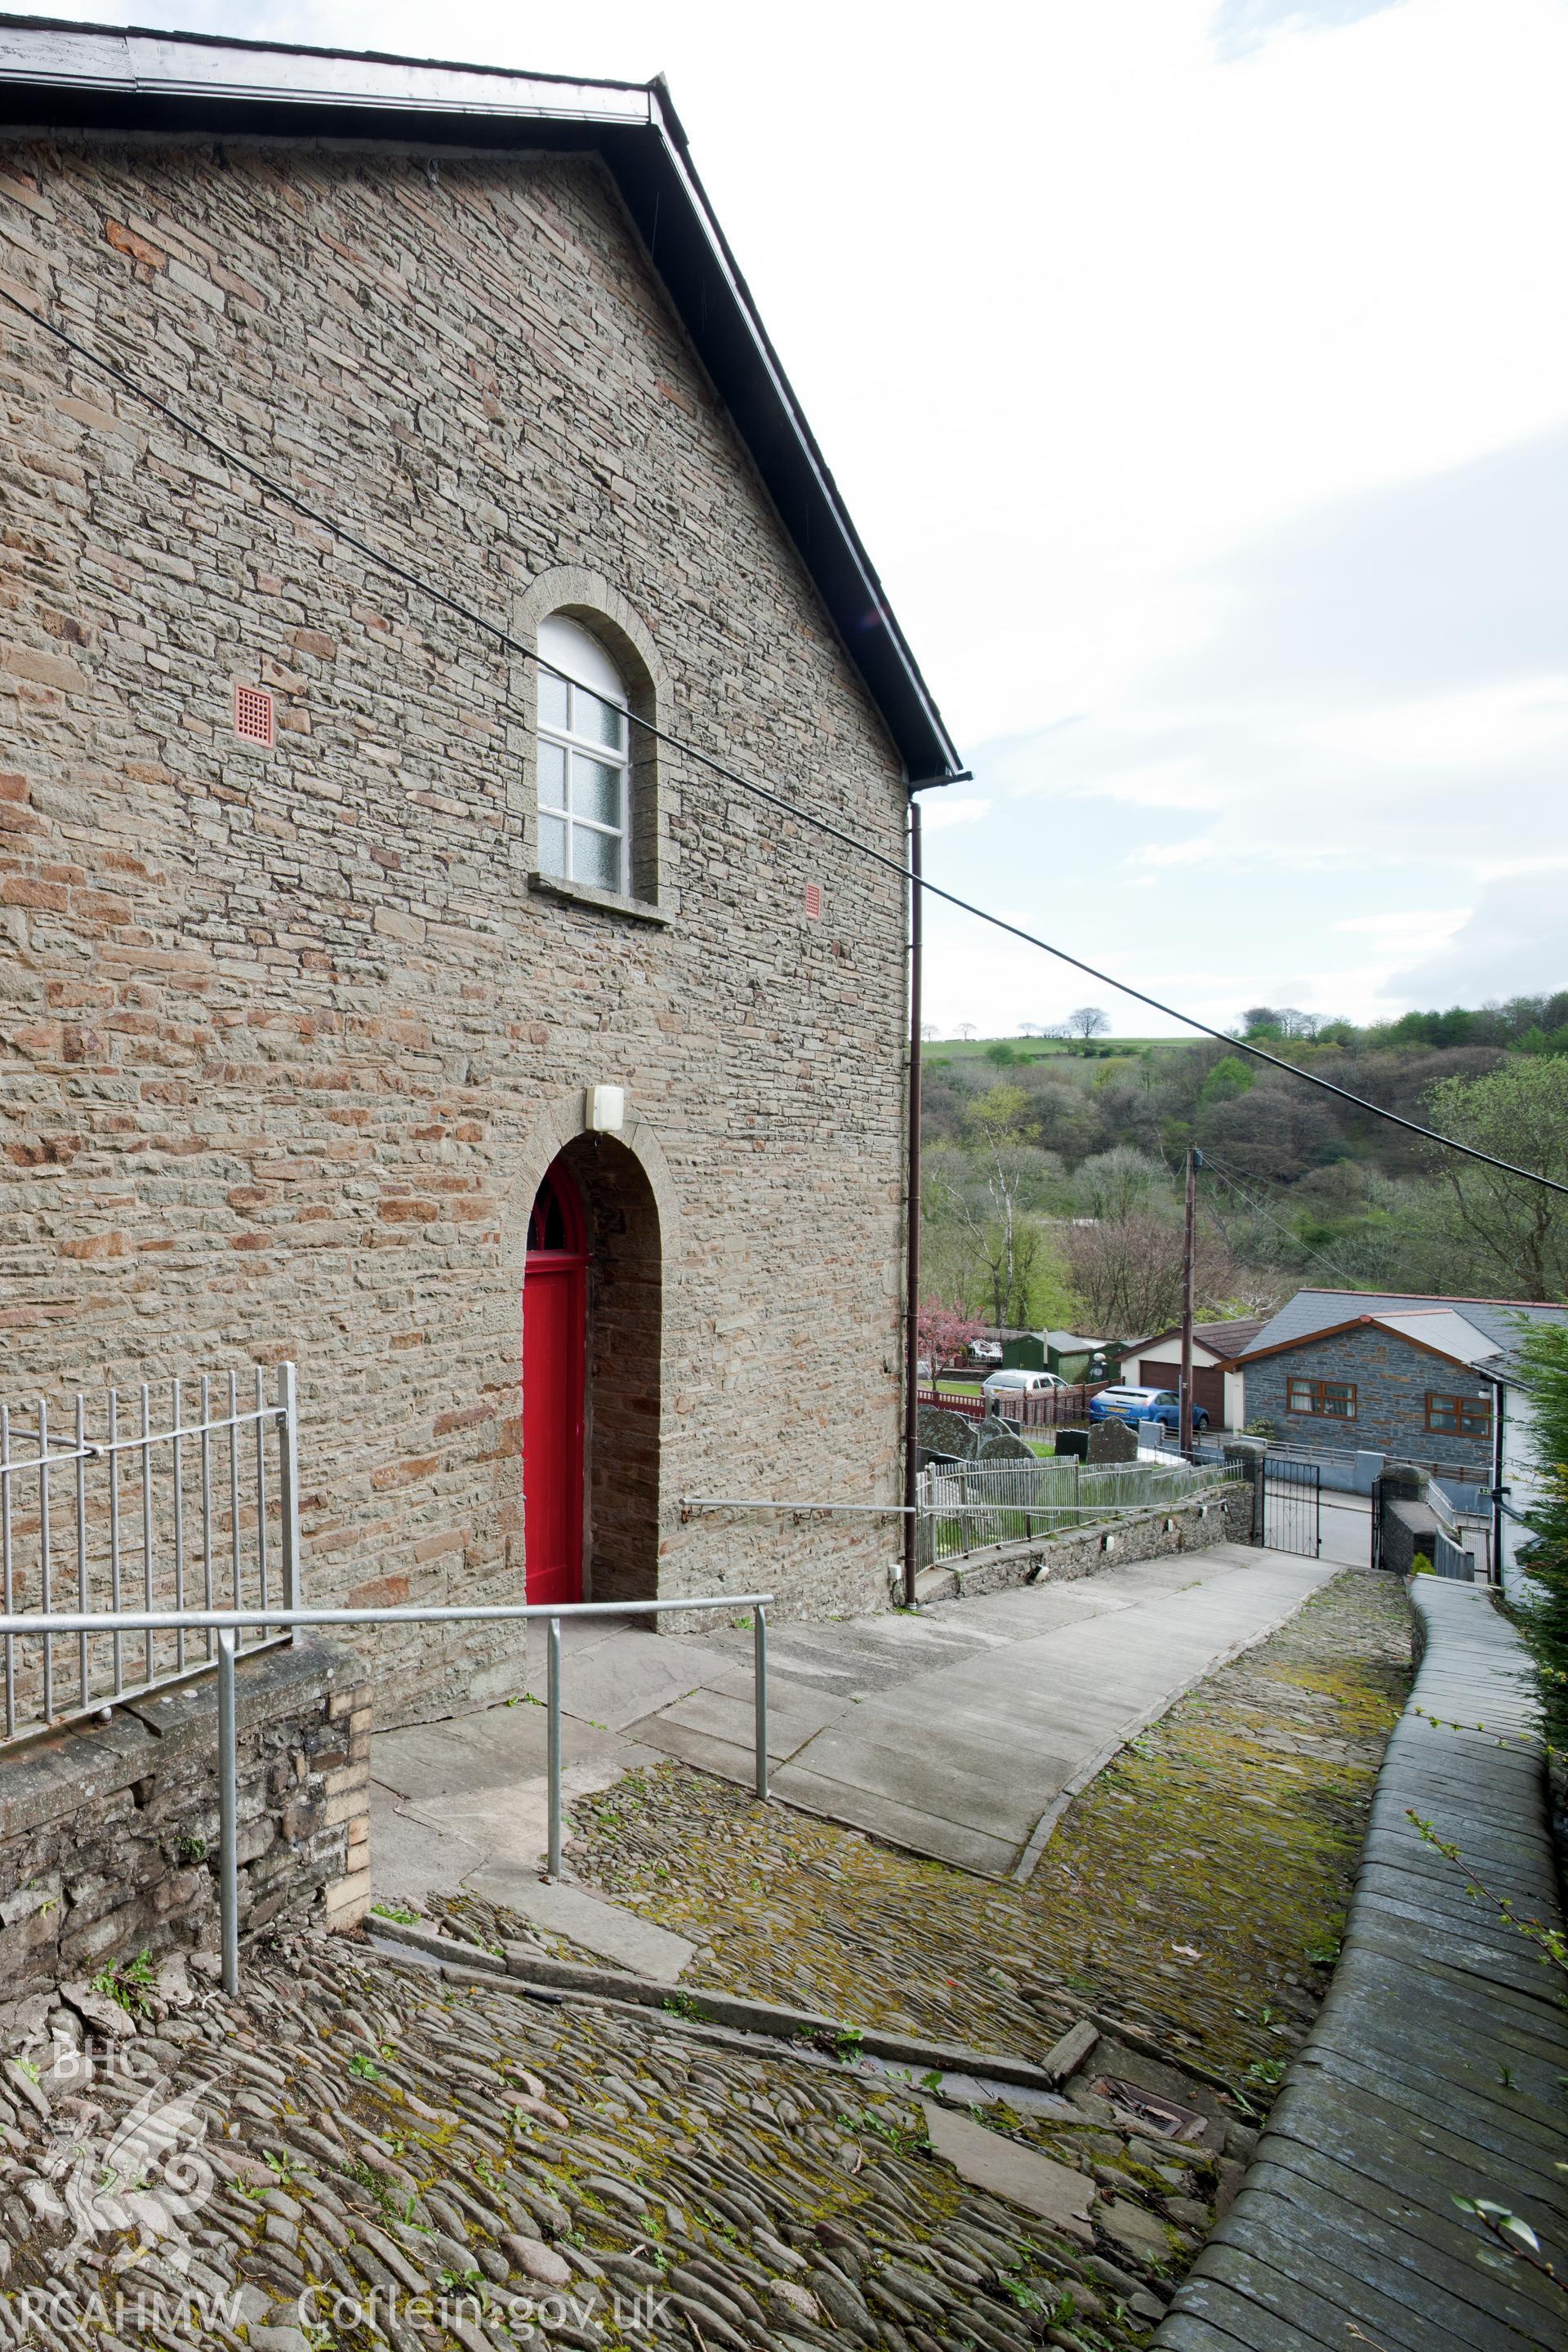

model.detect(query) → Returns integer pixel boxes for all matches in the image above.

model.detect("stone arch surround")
[506,1096,679,1608]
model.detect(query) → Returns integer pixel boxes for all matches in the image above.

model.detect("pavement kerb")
[363,1915,1085,2093]
[1154,1576,1568,2352]
[1011,1562,1336,1883]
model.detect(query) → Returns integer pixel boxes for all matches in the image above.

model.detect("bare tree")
[1067,1006,1110,1048]
[920,1022,940,1041]
[925,1087,1049,1329]
[1062,1209,1236,1335]
[956,1022,977,1041]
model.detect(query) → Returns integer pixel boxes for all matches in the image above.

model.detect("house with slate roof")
[1238,1289,1568,1591]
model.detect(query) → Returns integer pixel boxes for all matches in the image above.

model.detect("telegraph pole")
[1179,1144,1197,1454]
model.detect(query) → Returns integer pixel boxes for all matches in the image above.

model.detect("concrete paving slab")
[766,1762,1020,1877]
[515,1628,733,1731]
[920,2100,1094,2236]
[767,1721,1052,1842]
[372,1705,625,1801]
[644,1681,842,1759]
[462,1872,695,1982]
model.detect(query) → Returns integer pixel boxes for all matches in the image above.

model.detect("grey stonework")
[0,135,912,1719]
[1242,1324,1492,1478]
[0,1641,369,1995]
[918,1479,1253,1602]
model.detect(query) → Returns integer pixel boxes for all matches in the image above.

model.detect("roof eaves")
[0,13,964,788]
[1238,1312,1510,1380]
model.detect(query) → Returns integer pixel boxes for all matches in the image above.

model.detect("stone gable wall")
[1243,1325,1492,1477]
[0,134,911,1718]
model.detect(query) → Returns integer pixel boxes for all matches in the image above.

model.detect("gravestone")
[916,1405,978,1463]
[976,1414,1036,1463]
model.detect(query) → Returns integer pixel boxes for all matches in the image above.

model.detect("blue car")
[1089,1383,1209,1432]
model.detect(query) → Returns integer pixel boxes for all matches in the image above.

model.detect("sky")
[60,0,1568,1037]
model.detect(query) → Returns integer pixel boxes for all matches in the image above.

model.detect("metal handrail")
[0,1592,773,1996]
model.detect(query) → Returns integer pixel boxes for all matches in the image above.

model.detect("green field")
[922,1033,1177,1062]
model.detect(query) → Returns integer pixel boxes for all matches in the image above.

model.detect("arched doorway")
[522,1158,588,1605]
[521,1136,663,1609]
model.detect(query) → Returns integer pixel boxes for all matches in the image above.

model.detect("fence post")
[546,1615,562,1881]
[278,1362,302,1613]
[217,1627,240,1997]
[754,1604,769,1802]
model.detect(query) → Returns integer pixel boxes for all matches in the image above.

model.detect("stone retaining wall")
[0,1639,369,2011]
[1157,1578,1568,2352]
[914,1478,1253,1603]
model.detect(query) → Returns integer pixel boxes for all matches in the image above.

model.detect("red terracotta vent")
[234,684,274,746]
[804,881,822,920]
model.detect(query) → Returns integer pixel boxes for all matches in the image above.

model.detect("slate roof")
[1125,1316,1269,1365]
[1239,1288,1568,1379]
[0,14,964,788]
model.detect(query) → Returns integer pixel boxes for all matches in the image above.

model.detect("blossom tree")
[917,1297,989,1372]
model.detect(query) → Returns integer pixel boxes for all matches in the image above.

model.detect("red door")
[523,1163,587,1606]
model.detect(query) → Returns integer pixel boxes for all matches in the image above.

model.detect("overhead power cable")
[1198,1153,1369,1293]
[6,281,1566,1201]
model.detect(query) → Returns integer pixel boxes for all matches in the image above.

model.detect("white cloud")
[82,0,1568,1032]
[1335,911,1470,937]
[1392,875,1568,1004]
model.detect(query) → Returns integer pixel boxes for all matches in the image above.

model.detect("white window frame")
[537,615,631,897]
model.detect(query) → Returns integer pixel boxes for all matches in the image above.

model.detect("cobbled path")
[555,1571,1413,2089]
[0,1575,1410,2352]
[3,1936,1214,2352]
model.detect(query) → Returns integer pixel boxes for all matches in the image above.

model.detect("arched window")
[537,614,631,897]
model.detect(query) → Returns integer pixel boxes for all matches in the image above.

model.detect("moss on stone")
[548,1569,1413,2090]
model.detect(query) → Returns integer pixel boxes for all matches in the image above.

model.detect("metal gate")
[1263,1453,1321,1557]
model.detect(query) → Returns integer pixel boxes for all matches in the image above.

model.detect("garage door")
[1138,1358,1224,1423]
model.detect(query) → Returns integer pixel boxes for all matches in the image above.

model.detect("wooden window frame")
[1424,1391,1492,1441]
[1285,1376,1357,1420]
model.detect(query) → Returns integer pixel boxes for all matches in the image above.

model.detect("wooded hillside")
[920,995,1568,1336]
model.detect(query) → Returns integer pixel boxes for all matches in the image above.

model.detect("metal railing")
[915,1454,1231,1570]
[1,1365,299,1746]
[1433,1532,1476,1581]
[0,1591,773,1997]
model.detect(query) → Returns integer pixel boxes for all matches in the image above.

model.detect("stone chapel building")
[0,21,962,1718]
